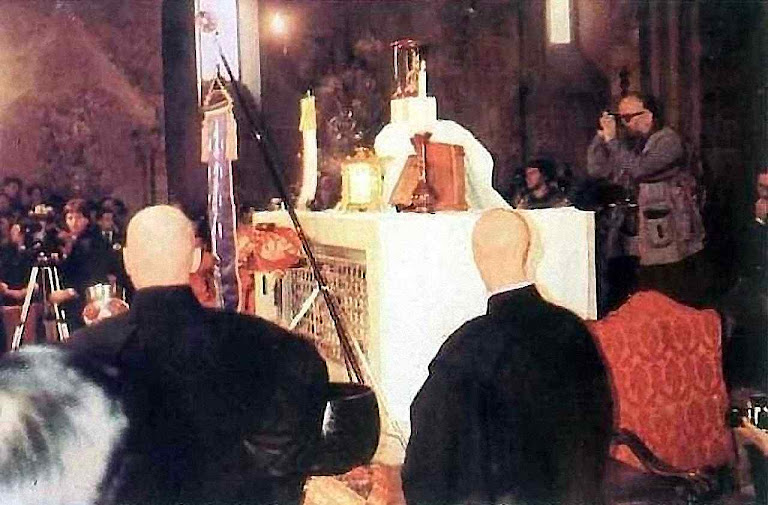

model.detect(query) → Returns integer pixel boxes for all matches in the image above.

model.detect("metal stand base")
[12,261,69,351]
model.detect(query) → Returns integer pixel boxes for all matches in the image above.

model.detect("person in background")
[24,183,46,212]
[49,199,122,330]
[0,216,10,246]
[754,166,768,226]
[513,158,571,210]
[718,166,768,391]
[587,92,708,307]
[0,223,32,306]
[402,209,613,505]
[100,197,129,232]
[1,177,24,216]
[0,194,14,219]
[97,207,121,247]
[190,215,217,308]
[735,417,768,505]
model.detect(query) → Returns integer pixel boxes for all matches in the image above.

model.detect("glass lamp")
[340,148,383,212]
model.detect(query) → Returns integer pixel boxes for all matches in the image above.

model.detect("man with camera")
[49,199,124,330]
[587,92,707,306]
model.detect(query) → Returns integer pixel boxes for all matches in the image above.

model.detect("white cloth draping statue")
[374,120,510,210]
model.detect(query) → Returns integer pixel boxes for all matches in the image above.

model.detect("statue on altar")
[375,40,509,211]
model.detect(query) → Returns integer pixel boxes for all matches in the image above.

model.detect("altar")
[252,207,596,458]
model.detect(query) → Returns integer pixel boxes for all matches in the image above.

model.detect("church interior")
[0,0,765,504]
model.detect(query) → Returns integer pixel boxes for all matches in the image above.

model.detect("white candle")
[298,93,318,207]
[418,60,427,98]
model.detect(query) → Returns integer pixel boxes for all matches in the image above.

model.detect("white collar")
[487,280,534,299]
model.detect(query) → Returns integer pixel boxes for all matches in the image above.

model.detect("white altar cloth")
[253,208,596,448]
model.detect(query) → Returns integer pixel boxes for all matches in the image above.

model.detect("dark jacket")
[0,243,32,303]
[402,286,613,505]
[69,286,329,505]
[514,185,571,210]
[60,226,125,329]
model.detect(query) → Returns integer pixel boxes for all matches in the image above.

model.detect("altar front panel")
[252,209,596,444]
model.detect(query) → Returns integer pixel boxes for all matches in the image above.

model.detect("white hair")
[0,346,127,505]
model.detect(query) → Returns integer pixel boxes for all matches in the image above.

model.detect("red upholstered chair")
[588,291,736,503]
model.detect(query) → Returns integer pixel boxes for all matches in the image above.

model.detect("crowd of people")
[0,177,130,335]
[0,205,333,505]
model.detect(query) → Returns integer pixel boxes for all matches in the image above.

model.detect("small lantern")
[340,148,383,212]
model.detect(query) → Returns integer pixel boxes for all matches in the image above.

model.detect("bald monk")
[402,209,613,505]
[68,205,328,505]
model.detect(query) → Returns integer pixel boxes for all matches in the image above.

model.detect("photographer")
[587,92,708,307]
[49,199,123,330]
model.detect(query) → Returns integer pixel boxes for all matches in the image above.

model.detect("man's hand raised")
[598,112,617,142]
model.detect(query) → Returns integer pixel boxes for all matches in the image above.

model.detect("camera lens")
[750,394,768,429]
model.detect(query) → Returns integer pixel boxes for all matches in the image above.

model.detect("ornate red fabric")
[587,291,733,471]
[238,224,302,272]
[236,224,303,314]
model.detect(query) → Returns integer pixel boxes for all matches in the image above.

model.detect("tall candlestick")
[298,92,318,208]
[418,59,427,98]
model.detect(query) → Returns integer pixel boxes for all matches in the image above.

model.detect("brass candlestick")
[410,133,435,213]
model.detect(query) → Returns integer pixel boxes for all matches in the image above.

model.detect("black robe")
[402,286,613,505]
[60,225,126,329]
[68,286,329,505]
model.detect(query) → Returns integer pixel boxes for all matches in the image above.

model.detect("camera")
[597,111,627,140]
[728,393,768,429]
[20,205,63,259]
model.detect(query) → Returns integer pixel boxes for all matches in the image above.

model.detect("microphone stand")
[214,40,408,449]
[215,44,363,383]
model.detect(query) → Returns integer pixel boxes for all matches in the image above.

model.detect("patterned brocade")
[588,291,733,470]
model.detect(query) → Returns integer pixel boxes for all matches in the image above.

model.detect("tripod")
[12,253,70,351]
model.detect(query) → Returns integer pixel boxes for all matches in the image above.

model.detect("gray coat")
[587,127,705,265]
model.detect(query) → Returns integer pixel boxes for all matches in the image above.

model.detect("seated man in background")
[513,158,570,210]
[0,345,128,505]
[402,209,613,505]
[69,205,329,505]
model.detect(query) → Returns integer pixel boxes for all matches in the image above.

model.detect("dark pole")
[216,43,364,384]
[162,0,204,212]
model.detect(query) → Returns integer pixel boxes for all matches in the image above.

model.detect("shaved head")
[124,205,196,289]
[472,209,531,291]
